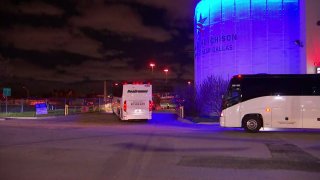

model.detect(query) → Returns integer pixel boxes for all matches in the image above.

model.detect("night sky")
[0,0,197,96]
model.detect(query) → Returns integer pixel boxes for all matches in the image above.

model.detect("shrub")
[176,76,228,117]
[197,76,229,116]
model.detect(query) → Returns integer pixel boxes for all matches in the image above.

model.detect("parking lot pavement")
[0,112,319,180]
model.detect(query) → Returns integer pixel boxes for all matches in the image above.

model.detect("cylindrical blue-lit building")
[194,0,320,86]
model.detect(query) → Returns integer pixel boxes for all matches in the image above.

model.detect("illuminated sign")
[35,103,48,115]
[196,14,207,34]
[127,90,148,93]
[3,88,11,97]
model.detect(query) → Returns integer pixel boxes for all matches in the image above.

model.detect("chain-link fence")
[0,97,112,117]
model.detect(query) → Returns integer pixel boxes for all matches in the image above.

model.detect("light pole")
[149,63,155,74]
[163,68,168,84]
[163,68,169,95]
[22,86,30,99]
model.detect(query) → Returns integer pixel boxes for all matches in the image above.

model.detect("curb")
[184,116,220,124]
[197,122,219,125]
[177,117,220,125]
[177,117,195,124]
[2,116,58,120]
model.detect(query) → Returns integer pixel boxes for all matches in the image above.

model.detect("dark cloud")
[0,0,195,95]
[7,1,64,16]
[70,3,172,42]
[0,26,103,58]
[0,46,91,68]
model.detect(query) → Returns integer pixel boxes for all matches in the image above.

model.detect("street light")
[22,86,30,99]
[149,63,155,73]
[164,68,168,84]
[187,81,191,85]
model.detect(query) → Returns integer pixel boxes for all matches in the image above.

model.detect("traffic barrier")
[177,106,184,119]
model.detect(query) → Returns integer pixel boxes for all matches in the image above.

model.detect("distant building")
[194,0,320,86]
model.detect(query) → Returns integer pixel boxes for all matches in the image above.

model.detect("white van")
[112,83,153,120]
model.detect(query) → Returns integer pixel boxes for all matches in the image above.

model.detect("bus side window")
[312,87,319,95]
[302,86,319,95]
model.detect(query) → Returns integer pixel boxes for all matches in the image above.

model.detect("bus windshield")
[223,85,241,109]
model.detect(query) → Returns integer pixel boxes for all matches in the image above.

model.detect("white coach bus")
[220,74,320,132]
[112,82,153,121]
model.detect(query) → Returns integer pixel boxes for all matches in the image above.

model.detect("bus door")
[224,85,242,127]
[302,97,320,128]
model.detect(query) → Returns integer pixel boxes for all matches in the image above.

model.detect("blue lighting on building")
[195,0,302,86]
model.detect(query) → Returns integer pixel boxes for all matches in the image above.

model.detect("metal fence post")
[5,96,8,114]
[180,106,184,119]
[98,98,101,112]
[65,104,69,116]
[21,99,24,113]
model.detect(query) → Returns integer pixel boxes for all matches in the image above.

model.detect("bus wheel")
[243,117,262,133]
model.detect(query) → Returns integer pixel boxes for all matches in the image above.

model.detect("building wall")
[194,0,304,86]
[303,0,320,73]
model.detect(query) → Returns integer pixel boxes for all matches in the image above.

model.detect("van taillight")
[123,101,127,112]
[149,100,153,111]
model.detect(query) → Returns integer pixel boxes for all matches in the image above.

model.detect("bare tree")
[176,75,228,117]
[197,76,229,116]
